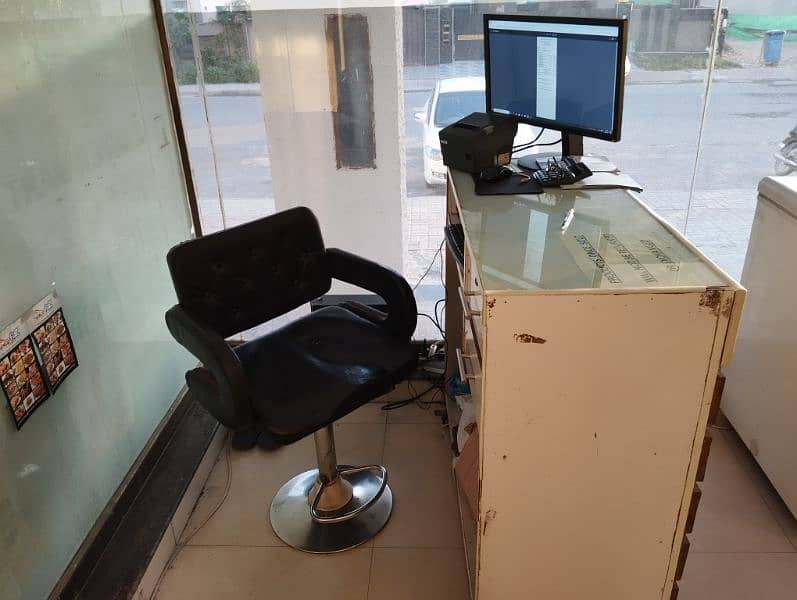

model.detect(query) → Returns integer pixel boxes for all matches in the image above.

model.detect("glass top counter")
[449,168,734,293]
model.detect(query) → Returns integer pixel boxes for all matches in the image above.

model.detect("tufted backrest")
[167,207,331,338]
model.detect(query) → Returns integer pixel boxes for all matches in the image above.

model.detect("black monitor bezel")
[483,14,628,142]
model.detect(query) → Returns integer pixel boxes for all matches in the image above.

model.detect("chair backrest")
[167,207,331,337]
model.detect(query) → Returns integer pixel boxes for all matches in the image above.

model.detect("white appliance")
[723,176,797,516]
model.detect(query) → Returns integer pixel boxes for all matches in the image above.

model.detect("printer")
[438,112,518,174]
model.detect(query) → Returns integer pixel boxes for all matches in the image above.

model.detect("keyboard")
[533,157,592,187]
[444,224,465,267]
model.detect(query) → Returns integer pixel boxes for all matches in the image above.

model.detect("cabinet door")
[476,290,731,600]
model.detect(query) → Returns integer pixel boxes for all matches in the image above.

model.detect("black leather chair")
[165,207,417,552]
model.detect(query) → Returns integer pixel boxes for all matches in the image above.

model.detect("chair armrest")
[165,305,252,428]
[326,248,417,340]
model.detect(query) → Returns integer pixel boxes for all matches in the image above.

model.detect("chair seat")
[234,306,417,440]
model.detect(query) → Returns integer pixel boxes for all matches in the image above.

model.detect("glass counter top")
[450,168,733,293]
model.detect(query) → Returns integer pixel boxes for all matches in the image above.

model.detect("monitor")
[484,15,627,150]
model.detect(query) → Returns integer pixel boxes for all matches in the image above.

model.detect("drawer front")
[459,289,484,362]
[685,484,702,534]
[459,316,483,418]
[463,251,483,315]
[696,435,713,482]
[675,535,690,581]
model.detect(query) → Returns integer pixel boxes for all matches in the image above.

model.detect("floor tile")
[181,423,385,547]
[376,381,427,403]
[385,399,445,424]
[679,553,797,600]
[375,424,462,548]
[368,548,469,600]
[689,429,793,553]
[720,429,797,551]
[338,402,387,425]
[155,545,371,600]
[379,381,446,424]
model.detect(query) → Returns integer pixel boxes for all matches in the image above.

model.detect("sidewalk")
[179,83,262,96]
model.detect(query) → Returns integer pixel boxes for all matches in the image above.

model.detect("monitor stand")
[516,132,583,170]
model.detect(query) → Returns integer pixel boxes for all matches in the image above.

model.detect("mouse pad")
[473,172,543,196]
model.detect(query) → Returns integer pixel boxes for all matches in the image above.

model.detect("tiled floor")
[154,395,797,600]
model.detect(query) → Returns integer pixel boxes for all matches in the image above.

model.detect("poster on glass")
[26,293,78,392]
[0,318,50,429]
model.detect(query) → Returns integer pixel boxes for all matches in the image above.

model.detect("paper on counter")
[561,171,643,192]
[575,155,619,173]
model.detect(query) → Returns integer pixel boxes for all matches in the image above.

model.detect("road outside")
[179,52,797,337]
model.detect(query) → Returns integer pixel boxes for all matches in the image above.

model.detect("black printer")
[438,112,518,174]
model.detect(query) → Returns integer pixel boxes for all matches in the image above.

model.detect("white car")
[415,77,537,186]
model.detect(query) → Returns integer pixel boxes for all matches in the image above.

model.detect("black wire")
[381,383,441,411]
[418,312,444,338]
[391,224,450,415]
[433,298,445,331]
[512,127,545,150]
[514,138,563,152]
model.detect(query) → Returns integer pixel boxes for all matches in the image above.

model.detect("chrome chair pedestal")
[269,425,392,553]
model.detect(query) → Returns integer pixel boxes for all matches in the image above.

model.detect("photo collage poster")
[26,293,78,393]
[0,292,79,429]
[0,318,50,429]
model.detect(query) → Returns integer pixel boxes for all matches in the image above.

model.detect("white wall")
[252,6,406,275]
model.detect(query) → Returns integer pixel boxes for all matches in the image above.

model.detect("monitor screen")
[484,16,627,141]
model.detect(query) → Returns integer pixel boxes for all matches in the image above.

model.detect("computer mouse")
[480,165,513,183]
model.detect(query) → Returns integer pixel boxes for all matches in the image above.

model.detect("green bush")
[631,52,741,71]
[200,48,259,84]
[175,61,197,85]
[167,15,259,85]
[233,61,259,83]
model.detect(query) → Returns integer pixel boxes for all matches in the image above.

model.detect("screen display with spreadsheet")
[484,15,627,142]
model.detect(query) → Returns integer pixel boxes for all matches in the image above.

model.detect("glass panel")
[450,169,731,292]
[0,2,194,598]
[685,3,797,279]
[159,1,726,335]
[164,4,271,233]
[402,1,715,333]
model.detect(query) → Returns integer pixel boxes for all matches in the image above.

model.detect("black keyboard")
[444,224,465,267]
[533,157,592,187]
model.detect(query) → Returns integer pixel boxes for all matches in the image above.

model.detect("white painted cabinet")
[444,168,745,600]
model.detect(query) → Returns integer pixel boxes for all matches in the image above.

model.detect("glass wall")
[685,0,797,277]
[160,0,797,339]
[0,2,194,598]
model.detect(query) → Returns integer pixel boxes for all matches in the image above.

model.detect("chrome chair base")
[270,466,393,553]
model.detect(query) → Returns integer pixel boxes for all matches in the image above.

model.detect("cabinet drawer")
[675,535,690,581]
[696,435,713,482]
[462,306,483,365]
[463,251,483,311]
[457,319,482,425]
[458,287,484,358]
[685,484,702,534]
[456,342,481,391]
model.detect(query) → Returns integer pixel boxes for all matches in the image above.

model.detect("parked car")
[774,124,797,175]
[415,77,537,186]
